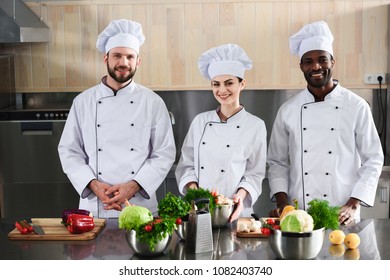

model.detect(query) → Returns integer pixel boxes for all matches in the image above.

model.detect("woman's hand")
[229,188,248,222]
[185,182,198,190]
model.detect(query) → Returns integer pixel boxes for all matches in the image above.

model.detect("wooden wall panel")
[184,3,203,87]
[131,5,150,86]
[149,4,168,87]
[219,3,237,44]
[63,6,83,88]
[167,5,185,87]
[237,2,256,85]
[254,2,274,87]
[1,0,388,92]
[47,6,66,89]
[80,5,99,87]
[273,2,291,87]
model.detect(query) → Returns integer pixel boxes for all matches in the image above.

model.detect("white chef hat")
[289,21,334,60]
[96,19,145,54]
[198,43,252,80]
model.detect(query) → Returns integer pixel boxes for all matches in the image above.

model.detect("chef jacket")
[58,79,176,218]
[267,82,384,217]
[175,107,267,217]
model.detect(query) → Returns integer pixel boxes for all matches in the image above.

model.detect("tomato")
[210,190,218,197]
[273,225,281,230]
[144,224,153,232]
[154,218,162,224]
[175,218,182,225]
[261,227,271,236]
[266,218,275,225]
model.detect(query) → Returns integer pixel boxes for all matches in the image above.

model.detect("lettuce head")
[280,209,314,232]
[118,205,153,230]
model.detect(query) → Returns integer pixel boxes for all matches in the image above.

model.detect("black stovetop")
[0,108,69,121]
[0,92,77,121]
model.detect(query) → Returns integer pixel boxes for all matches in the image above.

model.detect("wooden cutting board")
[8,218,106,241]
[235,217,279,238]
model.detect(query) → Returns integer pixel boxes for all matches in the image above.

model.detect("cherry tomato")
[261,227,271,236]
[176,218,182,225]
[273,225,281,230]
[266,218,275,225]
[144,224,153,232]
[154,218,162,224]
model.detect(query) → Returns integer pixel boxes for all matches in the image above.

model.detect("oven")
[0,93,80,219]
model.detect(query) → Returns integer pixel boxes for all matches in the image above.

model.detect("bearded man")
[58,19,175,218]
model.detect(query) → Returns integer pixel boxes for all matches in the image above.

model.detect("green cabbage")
[118,205,153,230]
[280,210,314,232]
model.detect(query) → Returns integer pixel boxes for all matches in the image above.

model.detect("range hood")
[0,0,49,43]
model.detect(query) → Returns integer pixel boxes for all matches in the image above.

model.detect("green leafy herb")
[136,217,176,251]
[307,199,340,230]
[183,187,216,213]
[158,192,191,219]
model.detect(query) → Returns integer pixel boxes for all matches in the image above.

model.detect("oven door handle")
[20,122,53,136]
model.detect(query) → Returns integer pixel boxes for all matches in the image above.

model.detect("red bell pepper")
[15,220,34,234]
[66,214,95,234]
[62,209,91,224]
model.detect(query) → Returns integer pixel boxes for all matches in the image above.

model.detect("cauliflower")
[248,219,262,232]
[280,209,314,232]
[238,223,250,233]
[238,219,262,233]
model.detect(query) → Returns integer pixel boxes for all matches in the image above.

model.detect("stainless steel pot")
[268,227,325,259]
[211,204,234,228]
[125,229,171,256]
[175,221,187,240]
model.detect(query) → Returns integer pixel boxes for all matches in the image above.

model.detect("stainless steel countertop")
[0,218,388,260]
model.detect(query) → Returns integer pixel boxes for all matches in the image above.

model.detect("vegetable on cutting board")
[62,209,92,224]
[15,220,33,234]
[66,214,95,234]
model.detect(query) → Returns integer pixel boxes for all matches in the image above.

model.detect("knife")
[251,213,260,221]
[25,218,45,235]
[32,224,45,235]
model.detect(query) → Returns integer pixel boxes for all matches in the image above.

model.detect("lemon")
[344,248,360,260]
[329,230,346,245]
[344,233,360,249]
[328,244,345,257]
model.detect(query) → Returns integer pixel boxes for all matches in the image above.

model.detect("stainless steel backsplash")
[156,88,384,164]
[156,88,387,216]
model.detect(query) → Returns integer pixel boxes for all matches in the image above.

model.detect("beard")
[107,61,137,84]
[304,68,332,88]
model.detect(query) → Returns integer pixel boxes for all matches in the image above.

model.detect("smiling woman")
[175,43,267,221]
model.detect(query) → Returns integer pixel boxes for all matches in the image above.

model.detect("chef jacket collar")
[100,75,135,96]
[305,80,341,103]
[215,105,245,122]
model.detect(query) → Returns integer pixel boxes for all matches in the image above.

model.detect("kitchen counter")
[0,218,388,260]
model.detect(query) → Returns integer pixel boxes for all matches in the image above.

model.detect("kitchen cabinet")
[0,1,387,92]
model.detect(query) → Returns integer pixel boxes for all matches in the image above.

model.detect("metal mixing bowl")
[268,228,325,259]
[212,204,234,228]
[175,221,187,240]
[125,230,172,257]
